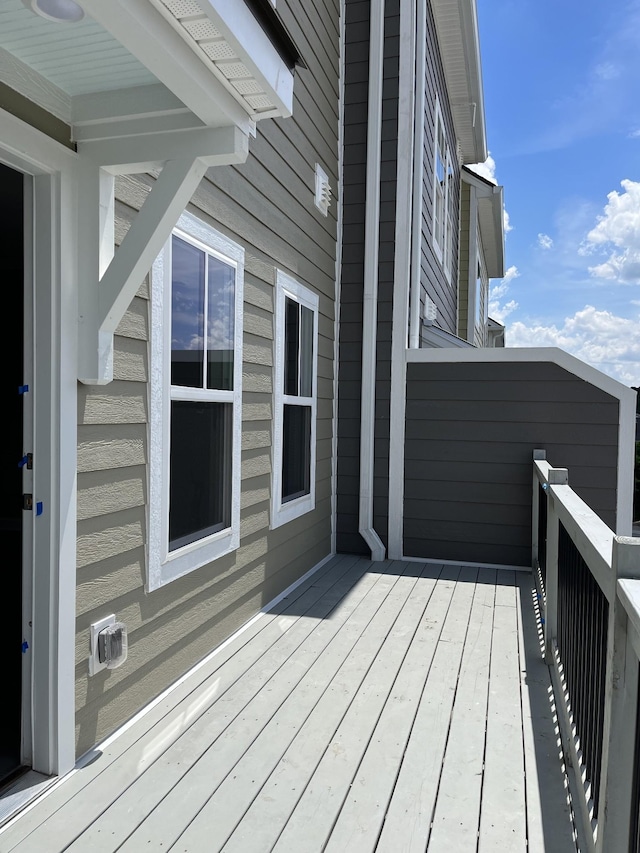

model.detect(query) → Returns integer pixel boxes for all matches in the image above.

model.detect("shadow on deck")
[0,555,577,852]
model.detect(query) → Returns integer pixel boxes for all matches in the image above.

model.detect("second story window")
[433,98,456,283]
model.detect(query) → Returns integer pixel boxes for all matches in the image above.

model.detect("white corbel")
[77,125,249,384]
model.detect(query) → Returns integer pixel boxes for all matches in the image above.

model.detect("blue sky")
[475,0,640,385]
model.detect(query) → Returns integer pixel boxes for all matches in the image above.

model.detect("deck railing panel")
[534,452,640,853]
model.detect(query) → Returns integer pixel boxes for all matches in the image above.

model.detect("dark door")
[0,162,25,781]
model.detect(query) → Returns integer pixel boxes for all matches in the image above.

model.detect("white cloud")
[467,154,497,185]
[594,61,620,81]
[537,233,554,250]
[507,305,640,385]
[628,128,640,138]
[584,179,640,282]
[503,209,512,234]
[488,265,520,322]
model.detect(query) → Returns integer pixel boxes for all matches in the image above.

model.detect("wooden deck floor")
[0,556,578,852]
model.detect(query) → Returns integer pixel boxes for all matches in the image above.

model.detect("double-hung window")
[148,211,243,590]
[433,98,456,282]
[271,271,318,528]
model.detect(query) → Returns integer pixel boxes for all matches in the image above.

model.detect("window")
[433,98,456,282]
[271,271,318,528]
[148,211,243,590]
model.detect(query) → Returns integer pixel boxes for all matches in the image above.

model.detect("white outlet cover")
[89,614,115,676]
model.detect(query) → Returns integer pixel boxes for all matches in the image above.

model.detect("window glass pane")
[284,297,299,396]
[299,305,314,397]
[169,400,232,550]
[282,404,311,502]
[171,236,204,388]
[207,255,235,391]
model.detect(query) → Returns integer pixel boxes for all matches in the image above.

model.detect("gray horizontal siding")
[75,0,340,756]
[418,0,460,337]
[336,0,371,556]
[403,360,622,567]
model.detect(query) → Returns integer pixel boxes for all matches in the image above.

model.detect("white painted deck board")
[516,572,578,853]
[375,565,479,853]
[0,557,577,853]
[178,561,438,852]
[125,560,419,852]
[72,560,396,853]
[425,569,496,851]
[478,572,527,852]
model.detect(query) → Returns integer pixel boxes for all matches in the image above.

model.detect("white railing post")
[596,537,640,853]
[532,449,546,570]
[544,466,569,665]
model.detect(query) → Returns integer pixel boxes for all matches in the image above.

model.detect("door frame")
[1,110,78,777]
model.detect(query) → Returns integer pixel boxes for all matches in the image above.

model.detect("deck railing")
[533,451,640,853]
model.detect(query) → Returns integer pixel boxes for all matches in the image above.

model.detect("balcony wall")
[404,351,634,567]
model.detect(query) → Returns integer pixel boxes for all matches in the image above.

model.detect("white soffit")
[430,0,487,163]
[0,0,156,96]
[152,0,293,120]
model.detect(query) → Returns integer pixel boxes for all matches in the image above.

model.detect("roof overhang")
[0,0,300,144]
[430,0,487,164]
[462,166,504,278]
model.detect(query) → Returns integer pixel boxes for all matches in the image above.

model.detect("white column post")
[544,466,568,665]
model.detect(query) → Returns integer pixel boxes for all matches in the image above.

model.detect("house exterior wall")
[404,360,621,567]
[336,0,460,555]
[75,0,340,755]
[418,0,460,337]
[335,0,371,556]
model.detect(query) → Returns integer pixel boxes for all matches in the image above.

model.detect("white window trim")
[148,210,244,591]
[271,271,319,529]
[432,96,454,284]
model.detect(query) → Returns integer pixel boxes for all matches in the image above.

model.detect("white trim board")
[358,0,386,561]
[387,0,416,560]
[399,555,531,573]
[0,108,78,778]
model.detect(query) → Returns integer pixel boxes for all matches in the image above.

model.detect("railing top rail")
[617,579,640,662]
[549,483,615,601]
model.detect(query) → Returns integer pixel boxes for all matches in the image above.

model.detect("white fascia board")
[431,0,487,163]
[198,0,294,117]
[477,188,504,278]
[406,345,636,403]
[461,170,504,278]
[77,0,254,134]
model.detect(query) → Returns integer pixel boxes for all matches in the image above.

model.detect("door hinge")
[22,494,33,511]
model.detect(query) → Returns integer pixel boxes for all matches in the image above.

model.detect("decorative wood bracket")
[77,125,249,384]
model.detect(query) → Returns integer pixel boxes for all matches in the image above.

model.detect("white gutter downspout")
[409,0,426,349]
[331,0,346,556]
[359,0,386,561]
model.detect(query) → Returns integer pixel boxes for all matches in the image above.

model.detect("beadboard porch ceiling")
[0,0,294,140]
[0,555,577,852]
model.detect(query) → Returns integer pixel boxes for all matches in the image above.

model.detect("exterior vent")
[314,163,331,216]
[423,296,437,325]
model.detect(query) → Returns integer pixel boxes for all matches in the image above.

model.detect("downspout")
[409,0,426,349]
[359,0,386,561]
[331,0,346,555]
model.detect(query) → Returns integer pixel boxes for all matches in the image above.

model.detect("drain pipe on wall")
[359,0,386,561]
